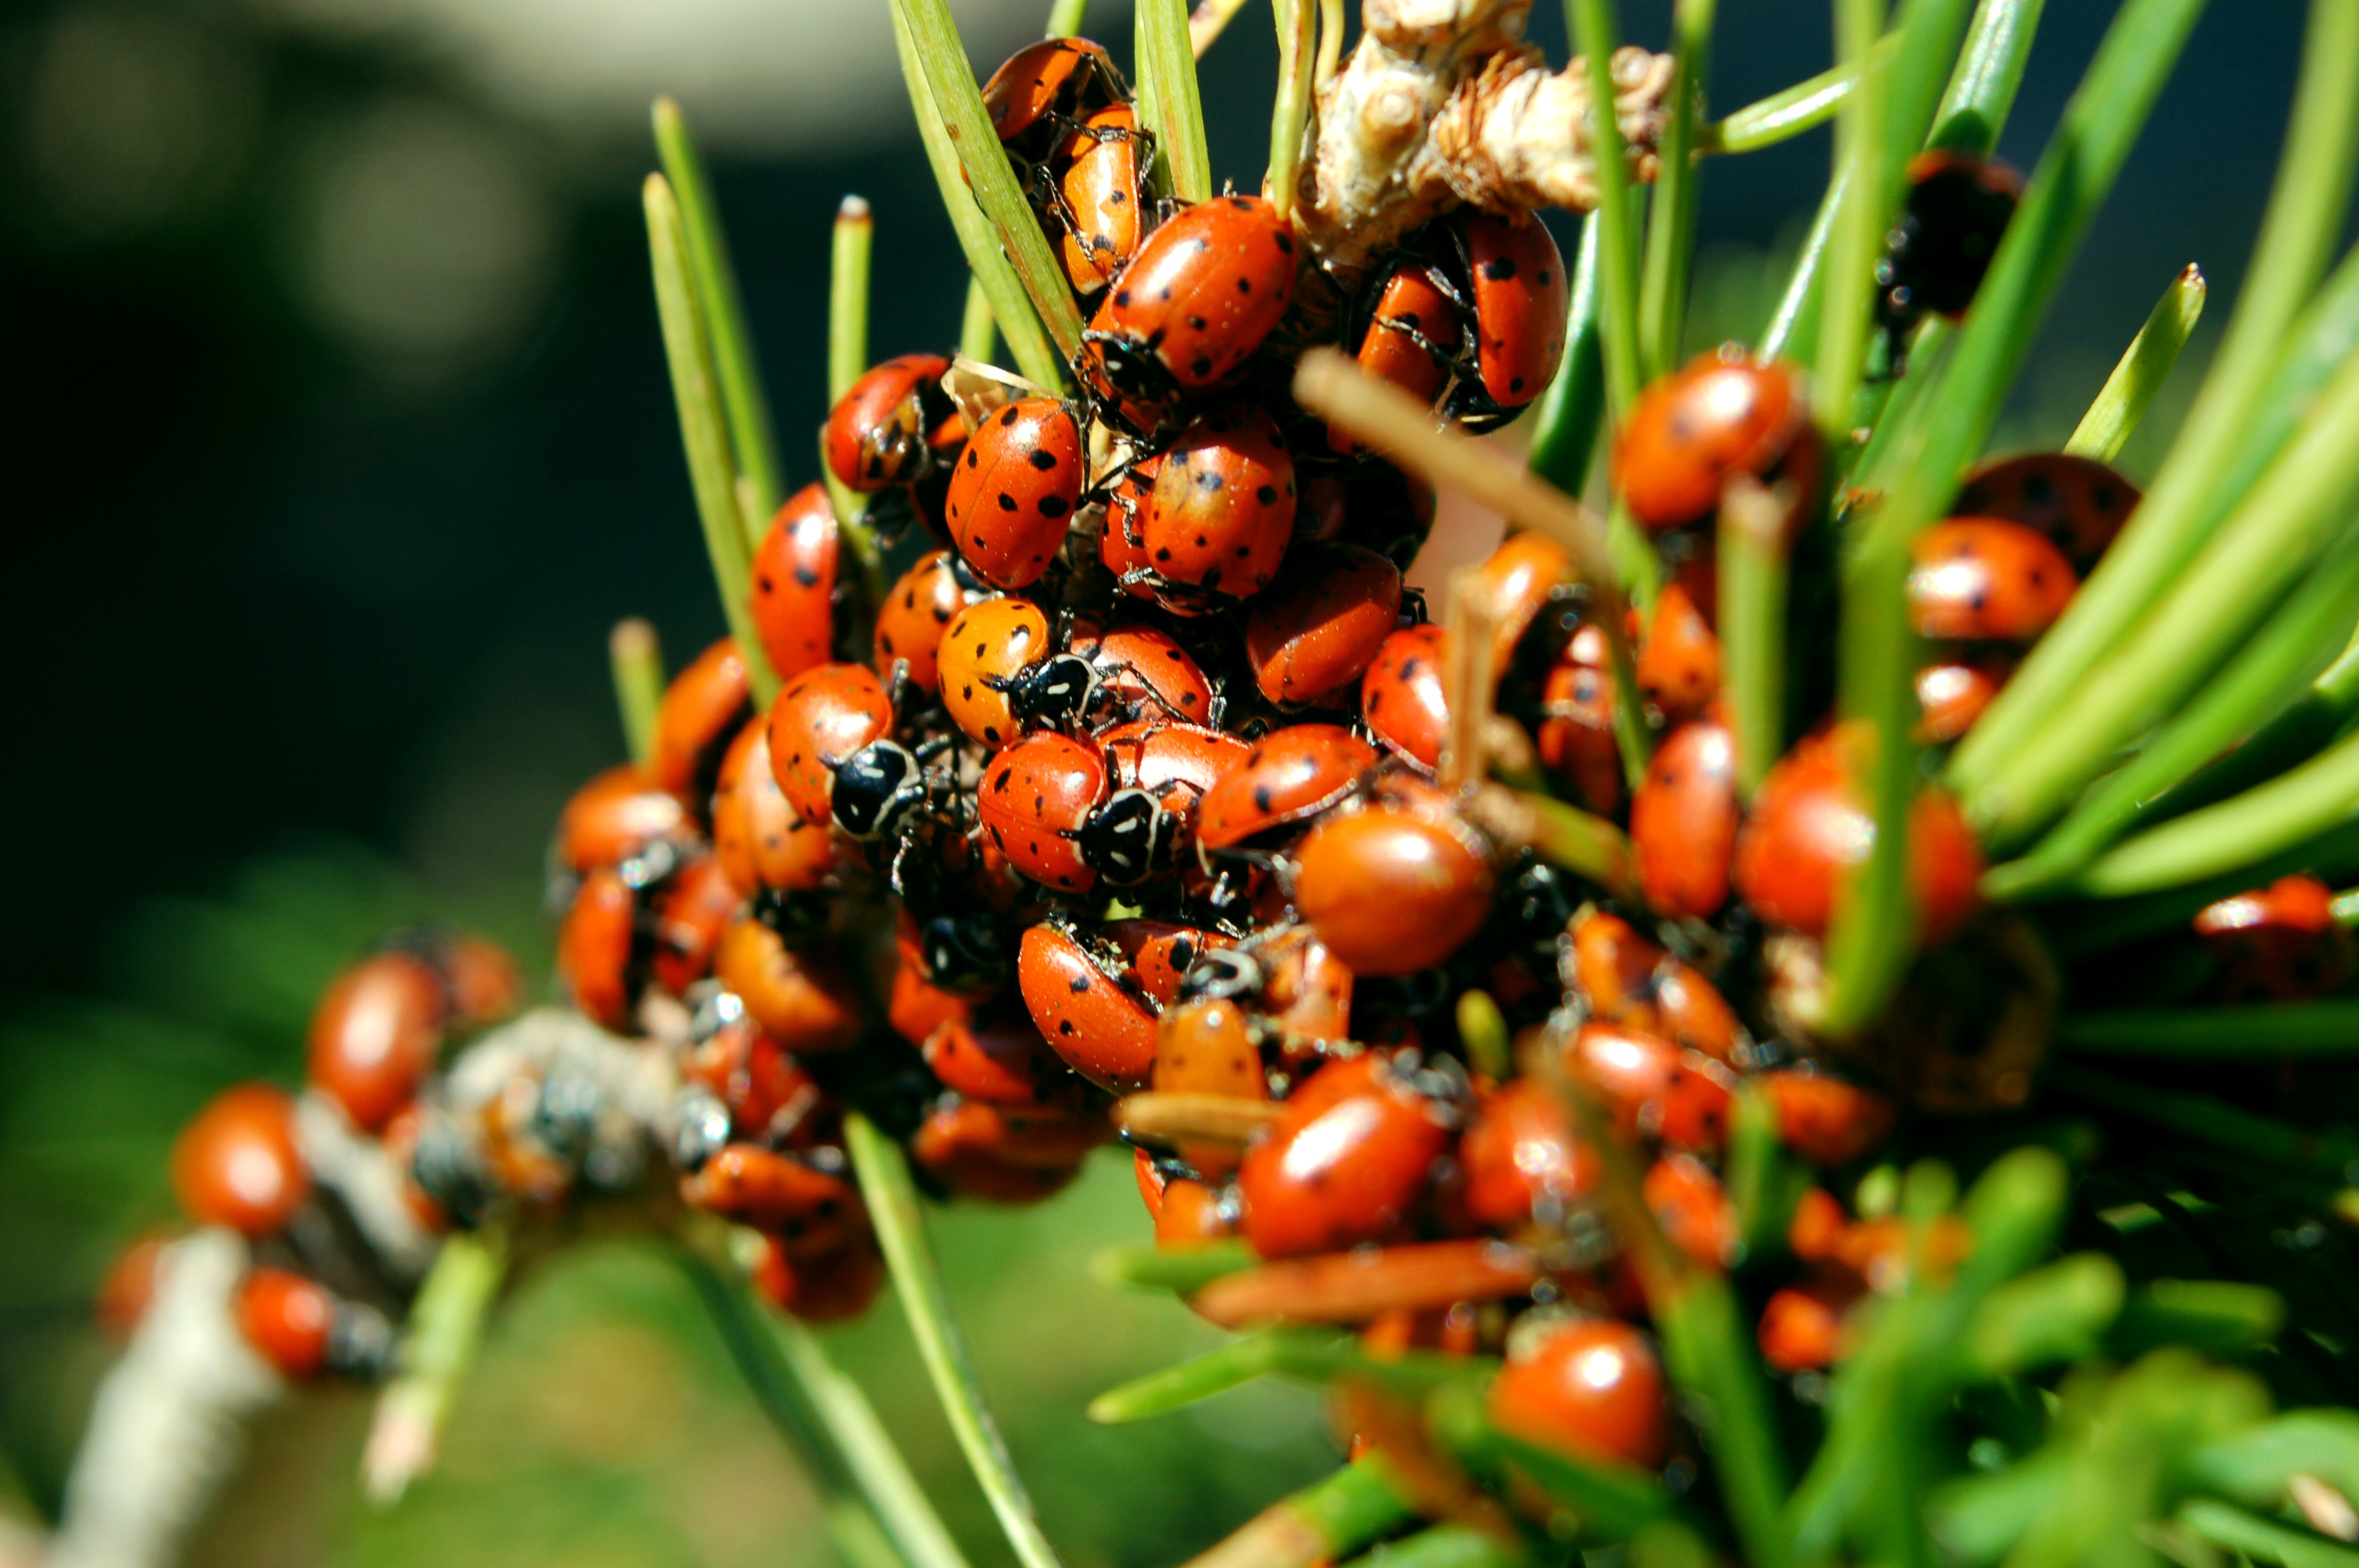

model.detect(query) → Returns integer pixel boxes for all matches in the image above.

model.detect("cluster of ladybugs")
[92,38,2359,1476]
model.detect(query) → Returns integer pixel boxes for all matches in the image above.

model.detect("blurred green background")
[0,0,2318,1562]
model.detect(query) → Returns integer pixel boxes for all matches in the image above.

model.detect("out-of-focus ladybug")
[1457,1078,1592,1229]
[1053,105,1151,296]
[751,485,841,684]
[236,1268,338,1379]
[1136,405,1297,604]
[923,1005,1063,1106]
[911,1102,1093,1203]
[1630,716,1739,920]
[1956,452,2139,575]
[711,723,838,896]
[1237,1052,1456,1258]
[1081,197,1299,423]
[554,765,696,884]
[1363,622,1449,771]
[1488,1316,1667,1470]
[650,639,752,801]
[308,950,445,1133]
[1018,921,1160,1090]
[1915,654,2012,745]
[1875,151,2022,365]
[1634,579,1721,724]
[1567,1021,1736,1151]
[875,549,990,692]
[1293,807,1494,978]
[1759,1069,1897,1167]
[652,855,743,996]
[713,917,863,1054]
[1612,349,1819,536]
[1732,726,1983,946]
[1537,622,1623,815]
[1645,1152,1737,1269]
[173,1084,311,1237]
[825,354,960,492]
[1758,1273,1863,1373]
[946,397,1085,590]
[2195,875,2356,1001]
[1154,995,1267,1178]
[982,37,1126,162]
[1245,545,1404,706]
[559,867,643,1029]
[753,1232,889,1323]
[683,1143,865,1258]
[1196,724,1376,849]
[1907,518,2078,643]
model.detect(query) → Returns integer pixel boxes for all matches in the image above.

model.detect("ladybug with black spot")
[1875,151,2022,371]
[946,396,1085,590]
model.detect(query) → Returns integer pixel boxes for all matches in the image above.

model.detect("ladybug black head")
[831,742,926,841]
[1077,786,1176,884]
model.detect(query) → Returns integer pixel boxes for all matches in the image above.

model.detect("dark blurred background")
[0,0,2310,1563]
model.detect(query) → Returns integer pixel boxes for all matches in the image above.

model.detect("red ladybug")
[1293,808,1495,978]
[1536,622,1623,815]
[982,37,1125,157]
[558,867,642,1029]
[554,765,695,879]
[911,1102,1094,1203]
[1245,545,1404,706]
[1333,253,1463,453]
[1017,921,1158,1091]
[1363,623,1449,770]
[1259,926,1354,1058]
[711,722,838,896]
[2194,875,2356,1001]
[1634,579,1721,723]
[1488,1317,1667,1470]
[684,1144,865,1258]
[1759,1274,1864,1373]
[875,549,989,692]
[1732,726,1983,945]
[923,1005,1063,1106]
[1055,105,1150,296]
[1914,655,2012,744]
[946,397,1085,590]
[1645,1152,1738,1269]
[1153,996,1267,1178]
[1568,909,1665,1024]
[173,1084,310,1237]
[1196,724,1377,849]
[712,917,863,1054]
[1237,1052,1453,1258]
[651,638,752,800]
[1612,350,1819,535]
[1630,717,1739,920]
[307,951,445,1133]
[682,1009,822,1140]
[1567,1021,1736,1150]
[1106,919,1232,1006]
[1473,531,1575,672]
[1071,622,1219,726]
[235,1268,335,1379]
[1759,1069,1896,1166]
[1093,720,1251,883]
[751,485,841,684]
[765,662,922,841]
[1907,517,2078,642]
[652,855,743,996]
[939,597,1058,748]
[978,731,1110,892]
[1460,209,1568,416]
[1955,452,2139,574]
[1457,1078,1594,1229]
[1082,196,1299,415]
[823,354,959,492]
[1139,405,1296,602]
[753,1232,888,1323]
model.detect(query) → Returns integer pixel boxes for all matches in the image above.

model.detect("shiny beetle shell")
[1293,808,1495,978]
[1613,350,1819,535]
[946,397,1085,590]
[1196,724,1378,849]
[1245,545,1404,706]
[939,597,1054,749]
[824,354,954,492]
[978,731,1110,892]
[1142,404,1297,599]
[1461,209,1569,412]
[1907,517,2079,642]
[749,485,840,683]
[711,722,837,896]
[765,662,894,826]
[1630,717,1739,920]
[1017,922,1158,1091]
[1363,623,1450,769]
[1084,195,1299,402]
[874,549,987,692]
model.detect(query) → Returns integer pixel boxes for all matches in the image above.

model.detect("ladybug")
[1196,724,1378,849]
[1915,654,2012,744]
[1645,1152,1738,1269]
[1293,807,1495,978]
[712,916,863,1053]
[1154,996,1267,1178]
[1105,919,1232,1007]
[754,1232,888,1323]
[978,731,1110,891]
[1459,209,1569,419]
[1955,452,2139,574]
[554,765,696,883]
[1259,925,1354,1058]
[684,1144,866,1259]
[982,37,1126,160]
[1634,579,1720,724]
[1095,720,1252,881]
[1363,623,1450,770]
[1245,544,1405,706]
[1299,459,1438,568]
[889,950,976,1046]
[1536,622,1623,815]
[1731,725,1983,945]
[1070,622,1220,726]
[652,855,743,996]
[923,1005,1064,1105]
[1473,530,1576,673]
[651,638,753,800]
[1629,717,1739,920]
[1136,404,1297,603]
[711,722,838,896]
[824,354,959,492]
[1236,1052,1455,1258]
[2194,875,2357,1001]
[172,1083,311,1237]
[1154,1176,1241,1246]
[1566,908,1666,1022]
[875,548,990,692]
[1081,196,1299,419]
[1876,151,2022,361]
[1332,250,1463,452]
[308,950,448,1133]
[682,1004,823,1142]
[558,867,642,1029]
[1759,1069,1897,1166]
[1456,1077,1593,1229]
[1612,349,1820,535]
[1054,104,1152,296]
[911,1102,1092,1203]
[938,597,1096,746]
[946,397,1085,590]
[765,662,925,841]
[1758,1275,1863,1373]
[1016,920,1159,1091]
[1651,958,1750,1067]
[1907,517,2078,642]
[751,485,841,683]
[235,1268,339,1379]
[1568,1021,1737,1150]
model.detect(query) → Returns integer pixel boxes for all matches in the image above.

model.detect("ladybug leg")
[1399,586,1430,626]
